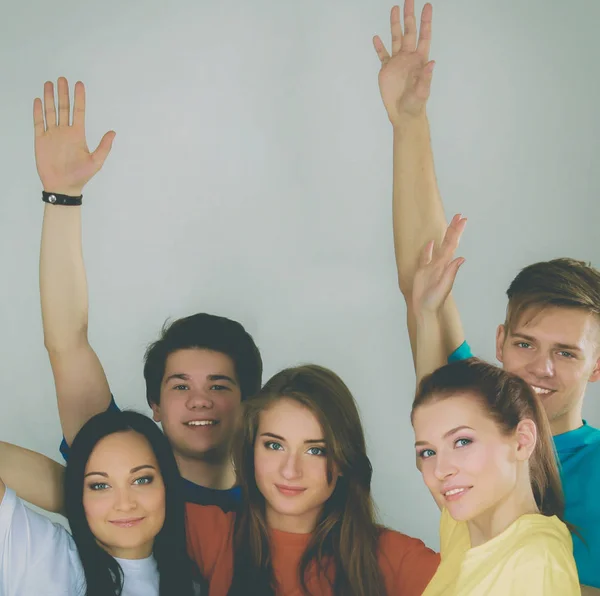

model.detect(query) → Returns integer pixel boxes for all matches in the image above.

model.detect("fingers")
[33,98,45,137]
[390,5,403,55]
[57,77,71,127]
[373,35,390,63]
[417,3,433,61]
[440,257,466,295]
[440,214,467,258]
[419,239,435,268]
[402,0,417,52]
[43,81,57,129]
[72,81,86,129]
[91,130,116,169]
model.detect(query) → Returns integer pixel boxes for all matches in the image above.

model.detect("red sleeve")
[185,503,235,588]
[378,529,440,596]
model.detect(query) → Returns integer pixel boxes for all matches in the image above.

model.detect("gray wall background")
[0,0,598,548]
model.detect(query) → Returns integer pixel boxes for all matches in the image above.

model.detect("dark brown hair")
[412,358,565,521]
[227,365,387,596]
[505,257,600,331]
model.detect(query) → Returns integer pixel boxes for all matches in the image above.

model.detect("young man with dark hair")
[374,2,600,591]
[35,78,262,509]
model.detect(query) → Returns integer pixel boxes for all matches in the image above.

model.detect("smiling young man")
[35,77,262,510]
[374,1,600,590]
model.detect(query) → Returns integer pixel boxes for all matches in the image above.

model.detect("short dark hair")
[65,410,202,595]
[505,258,600,331]
[143,313,262,406]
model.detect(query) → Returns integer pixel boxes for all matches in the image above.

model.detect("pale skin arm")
[374,2,465,369]
[412,215,466,385]
[35,78,115,445]
[0,442,65,514]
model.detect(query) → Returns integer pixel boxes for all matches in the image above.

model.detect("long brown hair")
[411,358,565,521]
[227,364,387,596]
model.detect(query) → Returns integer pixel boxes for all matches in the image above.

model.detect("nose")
[186,389,214,410]
[113,486,137,513]
[280,451,303,481]
[527,350,554,379]
[433,451,458,482]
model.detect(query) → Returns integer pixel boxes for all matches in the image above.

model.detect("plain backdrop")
[0,0,598,548]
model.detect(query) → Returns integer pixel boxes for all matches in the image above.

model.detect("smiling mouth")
[185,420,219,427]
[109,517,145,528]
[276,484,307,497]
[530,385,555,397]
[443,487,471,501]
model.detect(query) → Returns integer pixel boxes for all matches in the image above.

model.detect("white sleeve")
[0,488,86,596]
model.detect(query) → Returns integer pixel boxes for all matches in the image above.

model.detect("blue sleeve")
[59,396,120,462]
[447,341,473,363]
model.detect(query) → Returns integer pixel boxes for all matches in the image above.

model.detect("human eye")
[264,441,283,451]
[455,438,472,448]
[133,475,154,486]
[173,384,189,391]
[515,341,531,349]
[418,448,436,459]
[210,384,230,391]
[307,446,327,456]
[558,351,575,359]
[88,482,110,491]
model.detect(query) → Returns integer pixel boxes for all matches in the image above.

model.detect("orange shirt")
[186,503,439,596]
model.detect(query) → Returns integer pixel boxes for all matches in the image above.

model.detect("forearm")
[392,114,446,293]
[0,441,65,514]
[40,204,88,352]
[581,586,600,595]
[415,311,447,385]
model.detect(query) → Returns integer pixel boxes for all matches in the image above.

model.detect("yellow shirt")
[422,508,581,596]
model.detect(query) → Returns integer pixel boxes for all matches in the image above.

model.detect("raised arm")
[0,442,65,514]
[412,215,466,384]
[374,2,465,368]
[35,78,115,445]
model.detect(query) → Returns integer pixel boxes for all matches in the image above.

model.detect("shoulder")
[185,503,235,576]
[377,528,440,592]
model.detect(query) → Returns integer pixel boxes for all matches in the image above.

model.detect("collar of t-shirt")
[181,477,242,511]
[114,554,159,596]
[553,420,600,454]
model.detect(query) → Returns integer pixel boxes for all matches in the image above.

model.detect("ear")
[515,419,537,461]
[150,402,162,423]
[589,355,600,383]
[496,324,507,364]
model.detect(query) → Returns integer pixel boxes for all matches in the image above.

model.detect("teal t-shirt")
[448,341,600,588]
[554,422,600,588]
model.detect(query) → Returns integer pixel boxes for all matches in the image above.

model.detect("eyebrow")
[84,465,157,479]
[510,332,582,353]
[163,373,238,385]
[414,425,474,447]
[260,432,326,444]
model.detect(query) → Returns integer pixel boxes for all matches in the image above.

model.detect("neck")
[550,407,584,436]
[467,472,539,548]
[175,452,237,490]
[266,505,321,534]
[99,539,153,560]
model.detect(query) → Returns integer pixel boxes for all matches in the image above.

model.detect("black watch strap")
[42,191,83,206]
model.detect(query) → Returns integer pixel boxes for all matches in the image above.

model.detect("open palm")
[373,1,434,123]
[34,78,115,196]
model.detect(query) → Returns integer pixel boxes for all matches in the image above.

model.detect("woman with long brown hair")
[186,364,439,595]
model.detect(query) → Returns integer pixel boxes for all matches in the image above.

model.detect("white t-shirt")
[0,488,159,596]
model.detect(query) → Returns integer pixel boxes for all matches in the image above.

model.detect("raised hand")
[33,78,115,196]
[373,1,434,125]
[412,214,467,316]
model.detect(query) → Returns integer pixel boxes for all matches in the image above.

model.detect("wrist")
[391,112,429,135]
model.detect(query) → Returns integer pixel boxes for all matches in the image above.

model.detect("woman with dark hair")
[0,410,200,595]
[408,220,580,594]
[186,364,440,596]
